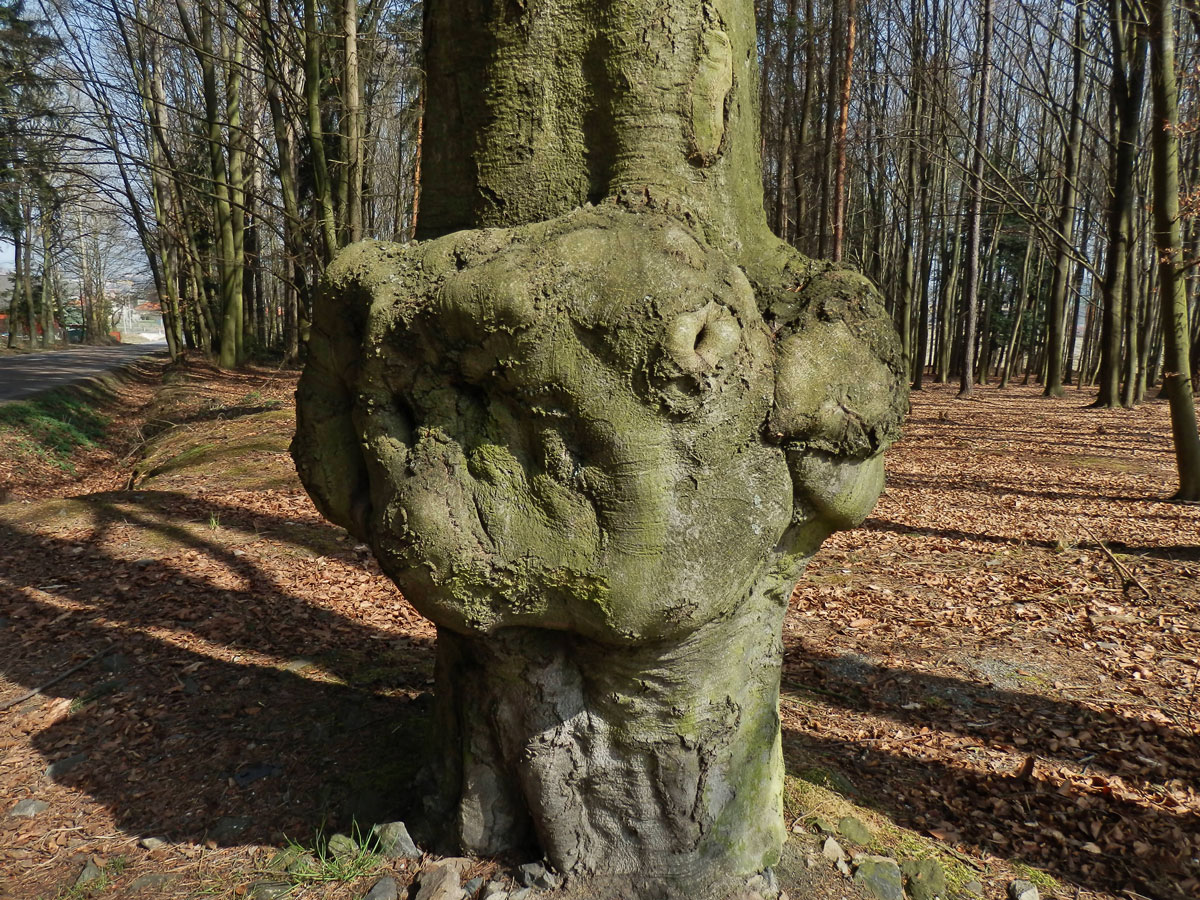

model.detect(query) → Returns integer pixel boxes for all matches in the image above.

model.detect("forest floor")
[0,357,1197,900]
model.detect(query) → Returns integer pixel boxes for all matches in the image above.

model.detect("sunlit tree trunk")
[1148,0,1200,500]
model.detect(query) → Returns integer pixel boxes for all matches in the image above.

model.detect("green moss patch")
[0,390,111,472]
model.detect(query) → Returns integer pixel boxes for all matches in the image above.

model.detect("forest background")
[0,0,1198,409]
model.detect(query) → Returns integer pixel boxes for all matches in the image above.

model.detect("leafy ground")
[0,358,1197,900]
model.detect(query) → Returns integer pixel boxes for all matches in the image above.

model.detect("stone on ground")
[837,816,872,845]
[327,833,358,858]
[363,875,399,900]
[852,855,904,900]
[45,753,87,779]
[75,860,102,887]
[373,821,420,860]
[129,874,174,892]
[8,799,48,817]
[821,836,846,862]
[900,858,946,900]
[1008,880,1040,900]
[415,858,472,900]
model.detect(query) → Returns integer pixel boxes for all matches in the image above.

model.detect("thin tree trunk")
[831,0,857,262]
[344,0,363,243]
[1044,3,1086,398]
[959,0,993,398]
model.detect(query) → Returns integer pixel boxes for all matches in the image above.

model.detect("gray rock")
[509,891,533,900]
[813,817,837,835]
[373,820,421,859]
[129,874,174,892]
[45,753,88,780]
[363,875,399,900]
[517,861,545,888]
[463,876,484,896]
[208,816,252,843]
[76,860,103,886]
[836,858,852,877]
[327,833,358,858]
[249,882,291,900]
[415,859,470,900]
[8,799,48,818]
[482,881,509,898]
[852,855,904,900]
[901,858,946,900]
[964,881,984,897]
[821,836,846,862]
[138,836,168,851]
[1008,880,1039,900]
[746,870,778,897]
[838,816,873,845]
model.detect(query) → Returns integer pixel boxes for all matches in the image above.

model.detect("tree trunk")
[343,0,363,244]
[295,0,907,894]
[1098,1,1148,407]
[305,0,338,262]
[959,0,993,398]
[1044,2,1085,399]
[831,0,856,262]
[1148,0,1200,499]
[38,220,52,348]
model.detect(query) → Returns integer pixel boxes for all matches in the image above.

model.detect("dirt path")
[0,364,1197,900]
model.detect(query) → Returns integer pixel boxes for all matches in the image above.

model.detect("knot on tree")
[292,204,905,898]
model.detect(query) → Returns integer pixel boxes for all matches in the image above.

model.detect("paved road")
[0,343,169,403]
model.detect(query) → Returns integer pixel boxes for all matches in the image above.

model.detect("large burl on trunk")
[292,0,907,896]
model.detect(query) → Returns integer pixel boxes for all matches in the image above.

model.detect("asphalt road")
[0,343,168,403]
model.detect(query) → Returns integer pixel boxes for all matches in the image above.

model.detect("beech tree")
[293,0,907,895]
[1148,0,1200,500]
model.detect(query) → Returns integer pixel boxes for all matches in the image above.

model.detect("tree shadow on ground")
[781,644,1200,899]
[0,504,439,852]
[0,498,1196,897]
[864,517,1200,559]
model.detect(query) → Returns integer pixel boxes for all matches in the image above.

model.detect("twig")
[0,644,112,713]
[1080,522,1153,601]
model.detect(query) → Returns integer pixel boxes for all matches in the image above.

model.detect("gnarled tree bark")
[293,1,908,896]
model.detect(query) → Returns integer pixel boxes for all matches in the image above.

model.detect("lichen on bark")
[292,1,907,896]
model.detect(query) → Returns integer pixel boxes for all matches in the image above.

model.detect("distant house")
[115,293,166,343]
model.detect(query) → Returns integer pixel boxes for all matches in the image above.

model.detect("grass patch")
[0,391,110,471]
[268,824,384,887]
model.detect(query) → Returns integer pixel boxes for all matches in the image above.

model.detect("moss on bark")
[292,0,908,894]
